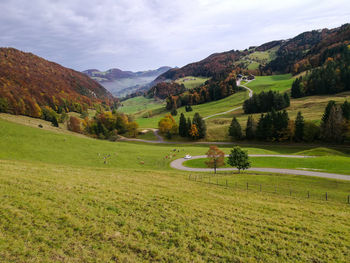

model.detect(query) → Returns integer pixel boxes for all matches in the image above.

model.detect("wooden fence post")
[260,184,262,192]
[307,191,310,199]
[348,195,350,204]
[189,174,191,180]
[246,182,248,190]
[325,192,328,201]
[226,180,228,187]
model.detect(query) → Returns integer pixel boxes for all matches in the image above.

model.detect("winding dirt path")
[203,80,253,120]
[170,155,350,181]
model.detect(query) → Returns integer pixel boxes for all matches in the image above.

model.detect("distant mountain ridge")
[0,47,116,117]
[83,66,171,97]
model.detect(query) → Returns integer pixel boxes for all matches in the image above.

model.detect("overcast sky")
[0,0,349,72]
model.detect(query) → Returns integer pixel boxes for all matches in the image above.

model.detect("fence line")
[188,174,350,205]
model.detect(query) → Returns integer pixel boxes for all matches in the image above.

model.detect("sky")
[0,0,349,72]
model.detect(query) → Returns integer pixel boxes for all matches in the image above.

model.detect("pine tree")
[321,104,344,142]
[294,111,304,141]
[291,77,303,98]
[179,113,187,137]
[228,117,242,140]
[192,113,206,139]
[186,117,192,137]
[245,115,255,140]
[51,115,59,127]
[341,100,350,120]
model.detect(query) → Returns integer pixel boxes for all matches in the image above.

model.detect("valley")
[1,22,350,262]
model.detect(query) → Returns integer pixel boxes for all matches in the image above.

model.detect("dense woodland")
[229,100,350,143]
[0,48,117,118]
[291,45,350,98]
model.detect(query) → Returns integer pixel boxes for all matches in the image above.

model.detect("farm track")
[170,155,350,181]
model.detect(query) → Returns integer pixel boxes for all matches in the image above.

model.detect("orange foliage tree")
[205,145,225,174]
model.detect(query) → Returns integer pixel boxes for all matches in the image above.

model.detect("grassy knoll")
[175,76,210,90]
[183,155,350,175]
[1,118,350,261]
[118,96,165,115]
[135,90,249,128]
[246,74,294,94]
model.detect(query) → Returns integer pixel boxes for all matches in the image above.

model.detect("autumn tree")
[205,145,225,174]
[192,113,206,139]
[127,121,139,138]
[227,146,251,173]
[189,124,199,140]
[158,114,178,136]
[67,116,81,133]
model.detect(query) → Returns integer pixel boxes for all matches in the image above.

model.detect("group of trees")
[178,113,206,140]
[291,45,350,98]
[229,100,350,143]
[83,111,139,140]
[243,91,290,114]
[206,145,250,174]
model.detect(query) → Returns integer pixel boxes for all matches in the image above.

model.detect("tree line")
[158,112,206,140]
[229,100,350,143]
[243,91,290,114]
[165,75,239,110]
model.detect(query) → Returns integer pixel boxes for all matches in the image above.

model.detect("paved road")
[203,80,253,120]
[170,155,350,181]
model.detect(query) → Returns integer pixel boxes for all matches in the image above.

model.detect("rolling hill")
[155,23,350,82]
[0,48,116,117]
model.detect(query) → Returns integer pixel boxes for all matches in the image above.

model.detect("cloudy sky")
[0,0,349,71]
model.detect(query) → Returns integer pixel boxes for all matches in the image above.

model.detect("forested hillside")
[0,48,117,117]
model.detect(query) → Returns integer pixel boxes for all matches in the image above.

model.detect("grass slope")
[136,90,249,128]
[246,74,294,94]
[0,118,350,261]
[175,76,210,90]
[118,96,165,115]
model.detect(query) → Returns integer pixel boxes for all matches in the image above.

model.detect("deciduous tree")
[205,145,225,174]
[227,146,251,173]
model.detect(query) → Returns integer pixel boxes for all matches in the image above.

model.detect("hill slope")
[0,48,116,117]
[155,23,350,82]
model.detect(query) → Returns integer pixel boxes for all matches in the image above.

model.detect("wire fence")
[188,174,350,205]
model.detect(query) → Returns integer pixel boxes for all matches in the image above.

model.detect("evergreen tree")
[228,117,242,140]
[294,111,304,141]
[245,115,255,140]
[322,100,336,123]
[179,113,187,137]
[192,113,206,139]
[227,146,251,173]
[321,104,344,142]
[51,115,59,127]
[291,77,303,98]
[186,117,192,137]
[341,100,350,120]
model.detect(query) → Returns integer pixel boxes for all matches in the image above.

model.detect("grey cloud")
[0,0,349,71]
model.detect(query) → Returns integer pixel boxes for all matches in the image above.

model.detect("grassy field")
[175,76,210,90]
[1,118,350,261]
[118,96,165,115]
[246,74,294,94]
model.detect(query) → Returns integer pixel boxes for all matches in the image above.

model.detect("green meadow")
[0,117,350,262]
